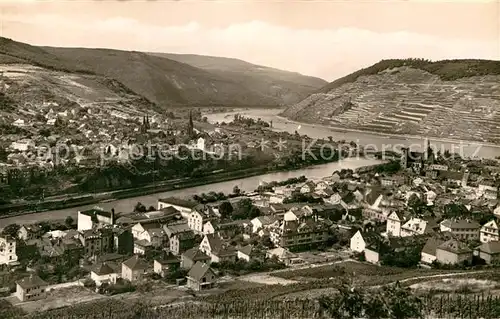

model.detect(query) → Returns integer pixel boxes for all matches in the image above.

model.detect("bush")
[82,278,95,288]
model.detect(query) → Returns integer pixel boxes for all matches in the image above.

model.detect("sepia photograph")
[0,0,499,317]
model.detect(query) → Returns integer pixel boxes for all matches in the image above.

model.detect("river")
[207,109,500,159]
[0,158,382,228]
[1,108,498,228]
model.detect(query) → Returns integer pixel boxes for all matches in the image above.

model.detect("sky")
[0,0,499,81]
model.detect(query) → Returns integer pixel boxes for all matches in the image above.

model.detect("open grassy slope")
[0,37,325,108]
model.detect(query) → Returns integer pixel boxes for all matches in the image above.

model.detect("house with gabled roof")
[199,234,237,263]
[170,230,195,255]
[440,219,480,241]
[186,261,216,291]
[131,222,165,247]
[163,222,190,239]
[284,207,312,222]
[202,220,219,235]
[77,208,114,231]
[237,245,254,262]
[251,215,279,233]
[420,237,446,265]
[266,247,300,266]
[435,239,473,265]
[189,205,218,234]
[18,224,44,241]
[91,262,119,286]
[157,197,199,219]
[480,220,500,243]
[476,241,500,264]
[386,211,406,237]
[299,181,316,194]
[349,230,383,253]
[181,248,211,270]
[15,274,48,302]
[493,206,500,219]
[121,255,149,282]
[401,218,437,237]
[154,253,180,277]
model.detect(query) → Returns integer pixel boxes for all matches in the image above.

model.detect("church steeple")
[188,110,194,137]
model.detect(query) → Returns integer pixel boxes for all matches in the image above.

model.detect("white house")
[203,221,218,235]
[250,216,278,233]
[299,182,316,194]
[478,183,498,200]
[189,210,205,234]
[480,220,500,243]
[90,263,118,287]
[350,230,383,254]
[199,234,222,258]
[494,206,500,219]
[386,211,405,237]
[46,118,57,126]
[283,207,311,222]
[315,181,330,191]
[197,137,205,150]
[440,219,480,241]
[12,119,25,127]
[77,208,114,232]
[131,223,164,248]
[325,193,342,205]
[157,197,198,219]
[350,230,366,253]
[0,236,18,265]
[401,218,435,237]
[15,275,48,302]
[237,245,253,262]
[421,238,445,265]
[10,139,34,152]
[121,255,148,282]
[425,190,437,205]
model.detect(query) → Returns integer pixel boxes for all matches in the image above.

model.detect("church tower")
[187,110,194,137]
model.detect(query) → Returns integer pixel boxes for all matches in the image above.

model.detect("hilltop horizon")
[1,0,497,81]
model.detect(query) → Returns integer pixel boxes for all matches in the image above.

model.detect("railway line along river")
[1,108,498,228]
[0,158,383,228]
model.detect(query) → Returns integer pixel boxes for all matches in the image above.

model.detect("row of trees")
[231,114,270,128]
[255,175,307,192]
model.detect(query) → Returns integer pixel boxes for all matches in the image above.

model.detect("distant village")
[0,104,294,202]
[1,139,500,308]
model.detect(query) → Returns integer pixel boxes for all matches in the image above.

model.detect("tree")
[1,224,19,239]
[219,201,233,219]
[233,198,254,220]
[65,216,74,228]
[385,284,423,319]
[134,202,147,213]
[248,206,261,219]
[408,193,426,215]
[232,185,241,195]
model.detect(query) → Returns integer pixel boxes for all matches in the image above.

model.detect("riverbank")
[0,166,273,219]
[0,158,384,228]
[0,156,373,220]
[276,116,500,149]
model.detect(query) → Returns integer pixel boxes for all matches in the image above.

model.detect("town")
[0,93,342,212]
[1,139,500,316]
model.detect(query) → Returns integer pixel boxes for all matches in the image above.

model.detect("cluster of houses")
[3,152,500,303]
[346,150,500,267]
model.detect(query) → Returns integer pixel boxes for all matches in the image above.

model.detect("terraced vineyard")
[282,62,500,144]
